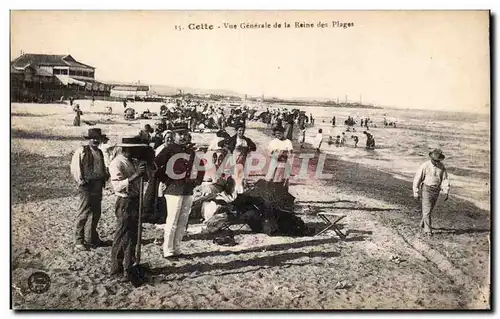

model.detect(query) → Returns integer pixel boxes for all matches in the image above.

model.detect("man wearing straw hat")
[413,149,450,236]
[154,123,205,258]
[70,128,109,251]
[108,137,149,278]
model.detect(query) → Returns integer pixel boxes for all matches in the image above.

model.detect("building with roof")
[110,84,150,100]
[10,53,110,102]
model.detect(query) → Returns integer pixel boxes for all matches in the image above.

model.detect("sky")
[10,10,490,113]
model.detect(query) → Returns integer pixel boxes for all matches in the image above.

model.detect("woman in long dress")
[73,104,83,126]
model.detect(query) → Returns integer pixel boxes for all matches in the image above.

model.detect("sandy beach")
[11,101,490,309]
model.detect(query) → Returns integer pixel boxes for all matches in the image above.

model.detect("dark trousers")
[75,180,103,245]
[111,196,139,274]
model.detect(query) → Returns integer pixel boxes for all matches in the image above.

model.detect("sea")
[12,100,491,210]
[297,105,491,211]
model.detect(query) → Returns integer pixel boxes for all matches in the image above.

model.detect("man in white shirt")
[413,149,450,236]
[267,126,294,187]
[108,137,148,278]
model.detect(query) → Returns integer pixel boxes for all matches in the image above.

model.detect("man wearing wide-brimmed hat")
[108,136,149,278]
[154,122,205,258]
[70,128,109,251]
[413,149,450,236]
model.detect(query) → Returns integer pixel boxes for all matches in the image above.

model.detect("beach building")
[10,53,110,102]
[109,84,150,100]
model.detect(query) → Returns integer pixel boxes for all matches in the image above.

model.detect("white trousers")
[163,195,193,256]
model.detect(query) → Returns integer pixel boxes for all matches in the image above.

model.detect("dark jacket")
[217,135,257,153]
[154,144,205,196]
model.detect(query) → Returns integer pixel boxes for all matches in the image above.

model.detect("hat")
[117,136,149,147]
[172,122,189,132]
[162,130,173,138]
[216,130,230,138]
[429,149,445,161]
[273,126,285,133]
[84,128,107,140]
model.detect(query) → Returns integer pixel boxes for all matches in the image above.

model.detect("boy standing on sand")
[314,129,323,152]
[340,132,346,147]
[413,149,450,236]
[351,135,359,148]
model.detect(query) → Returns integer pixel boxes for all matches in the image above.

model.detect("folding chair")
[315,212,347,238]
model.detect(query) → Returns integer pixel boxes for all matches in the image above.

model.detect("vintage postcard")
[10,10,490,310]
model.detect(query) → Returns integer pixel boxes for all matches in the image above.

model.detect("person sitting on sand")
[314,129,324,152]
[413,149,450,236]
[70,128,109,251]
[73,104,83,126]
[363,131,375,149]
[351,135,359,148]
[108,137,149,278]
[105,105,113,115]
[335,135,341,147]
[328,136,334,146]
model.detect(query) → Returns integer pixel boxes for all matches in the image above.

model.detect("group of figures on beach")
[69,113,303,282]
[68,101,449,283]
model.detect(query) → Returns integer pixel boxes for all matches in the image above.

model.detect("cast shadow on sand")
[431,227,490,235]
[11,112,54,117]
[297,204,400,213]
[148,250,342,282]
[175,235,366,260]
[297,200,357,204]
[11,128,83,141]
[11,152,74,203]
[148,237,367,280]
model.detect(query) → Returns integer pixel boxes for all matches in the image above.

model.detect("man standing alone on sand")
[108,137,149,278]
[70,128,109,251]
[413,149,450,236]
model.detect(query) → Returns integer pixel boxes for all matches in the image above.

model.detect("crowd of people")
[69,99,451,286]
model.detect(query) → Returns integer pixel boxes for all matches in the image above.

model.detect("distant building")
[10,53,110,102]
[110,85,150,100]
